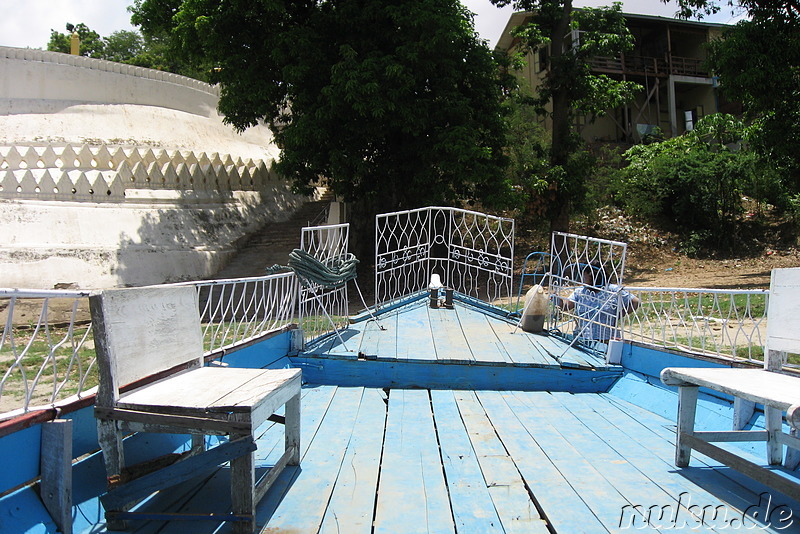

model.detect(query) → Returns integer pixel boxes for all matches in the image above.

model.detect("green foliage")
[131,0,511,229]
[45,20,202,79]
[668,0,800,190]
[708,16,800,189]
[501,84,602,225]
[504,2,640,122]
[48,23,105,57]
[616,114,785,253]
[492,1,641,231]
[585,145,625,212]
[502,90,550,214]
[102,30,145,63]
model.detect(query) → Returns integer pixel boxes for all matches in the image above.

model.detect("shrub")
[615,114,783,253]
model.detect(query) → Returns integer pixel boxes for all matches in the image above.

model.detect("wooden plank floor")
[305,299,608,370]
[128,385,800,533]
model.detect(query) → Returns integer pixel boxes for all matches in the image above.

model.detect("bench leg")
[97,419,129,530]
[190,434,206,456]
[766,406,783,465]
[97,419,125,481]
[676,386,698,467]
[230,432,256,534]
[286,392,301,465]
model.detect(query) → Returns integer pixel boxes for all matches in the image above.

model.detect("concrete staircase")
[211,191,334,280]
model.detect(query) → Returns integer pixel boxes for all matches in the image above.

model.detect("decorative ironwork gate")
[375,207,514,306]
[548,232,628,352]
[299,223,351,345]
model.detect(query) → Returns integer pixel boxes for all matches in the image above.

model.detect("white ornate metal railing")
[549,232,627,286]
[375,207,515,306]
[622,287,771,365]
[542,233,628,354]
[0,289,94,419]
[517,234,777,366]
[298,223,351,348]
[189,272,299,358]
[0,273,300,420]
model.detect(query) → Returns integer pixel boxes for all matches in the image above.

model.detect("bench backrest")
[91,285,204,404]
[766,267,800,369]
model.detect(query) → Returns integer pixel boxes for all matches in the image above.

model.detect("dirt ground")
[520,206,800,291]
[623,244,800,289]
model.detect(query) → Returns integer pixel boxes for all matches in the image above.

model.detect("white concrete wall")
[0,47,219,115]
[0,47,311,289]
[0,188,306,289]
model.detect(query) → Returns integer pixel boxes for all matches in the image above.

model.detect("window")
[536,46,549,73]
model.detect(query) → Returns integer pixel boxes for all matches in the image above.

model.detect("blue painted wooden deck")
[304,298,605,369]
[294,298,624,392]
[110,385,800,533]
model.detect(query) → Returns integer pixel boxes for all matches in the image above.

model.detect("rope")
[287,249,359,289]
[267,248,384,332]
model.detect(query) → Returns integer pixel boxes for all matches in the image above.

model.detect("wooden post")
[733,397,755,431]
[765,348,786,372]
[655,75,662,133]
[190,434,206,456]
[286,392,301,465]
[766,406,784,465]
[40,419,73,534]
[765,350,787,465]
[676,386,699,467]
[230,421,256,534]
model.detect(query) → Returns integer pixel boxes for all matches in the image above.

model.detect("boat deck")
[294,298,625,392]
[12,296,799,533]
[107,385,800,533]
[304,297,607,369]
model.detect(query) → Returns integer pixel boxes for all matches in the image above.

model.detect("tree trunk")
[348,197,374,262]
[548,0,573,236]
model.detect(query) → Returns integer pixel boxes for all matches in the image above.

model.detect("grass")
[299,314,347,340]
[498,289,770,364]
[200,316,299,353]
[631,291,767,321]
[0,325,97,412]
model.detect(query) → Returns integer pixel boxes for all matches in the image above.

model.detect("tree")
[615,113,786,254]
[47,23,105,57]
[502,90,551,219]
[490,1,640,233]
[103,30,145,63]
[44,20,202,79]
[130,0,511,261]
[667,0,800,189]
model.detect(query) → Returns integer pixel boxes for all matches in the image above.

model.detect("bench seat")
[114,367,300,421]
[91,285,301,533]
[661,366,800,502]
[661,367,800,426]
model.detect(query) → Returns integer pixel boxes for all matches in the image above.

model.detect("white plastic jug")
[521,284,548,333]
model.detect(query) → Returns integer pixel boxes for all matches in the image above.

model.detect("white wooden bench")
[91,285,301,533]
[661,268,800,501]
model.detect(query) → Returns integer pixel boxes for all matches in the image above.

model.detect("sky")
[0,0,746,51]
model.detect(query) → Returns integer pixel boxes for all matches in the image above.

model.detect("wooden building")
[497,11,737,142]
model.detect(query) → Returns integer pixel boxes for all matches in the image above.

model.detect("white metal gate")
[375,207,514,306]
[548,232,628,349]
[298,223,351,346]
